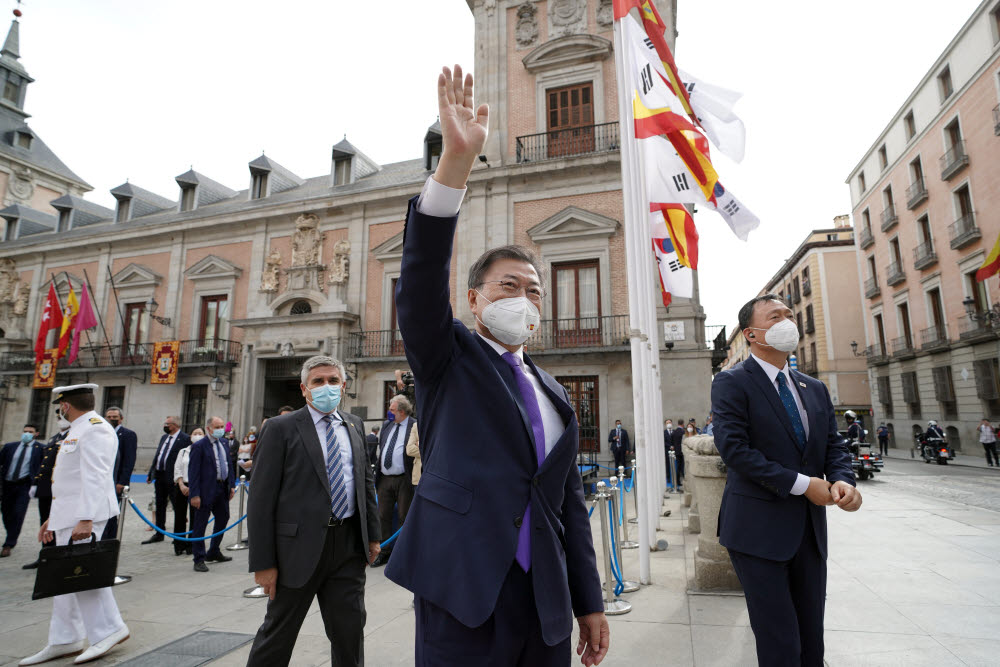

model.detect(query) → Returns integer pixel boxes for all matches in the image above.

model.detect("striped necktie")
[776,372,807,450]
[323,415,350,519]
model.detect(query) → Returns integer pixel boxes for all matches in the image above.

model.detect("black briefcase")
[31,534,120,600]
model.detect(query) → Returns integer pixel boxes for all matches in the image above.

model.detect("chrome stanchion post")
[227,476,248,551]
[669,450,680,493]
[597,481,631,614]
[616,469,638,550]
[607,477,639,592]
[113,486,132,585]
[628,458,639,524]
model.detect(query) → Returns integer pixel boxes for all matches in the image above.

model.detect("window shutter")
[932,366,955,402]
[901,372,918,404]
[975,359,1000,400]
[877,376,892,406]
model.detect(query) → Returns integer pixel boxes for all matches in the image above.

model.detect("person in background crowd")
[20,384,129,665]
[101,407,136,541]
[173,428,200,556]
[365,426,380,472]
[277,406,295,416]
[978,418,998,467]
[188,416,236,572]
[1,424,39,557]
[144,416,191,554]
[876,423,890,456]
[704,413,715,436]
[687,418,701,434]
[372,395,416,567]
[23,418,70,569]
[405,422,421,487]
[607,419,631,475]
[250,421,266,458]
[235,427,256,480]
[670,417,686,489]
[663,419,674,485]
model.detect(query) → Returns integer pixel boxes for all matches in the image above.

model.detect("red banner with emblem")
[151,341,180,384]
[33,348,57,388]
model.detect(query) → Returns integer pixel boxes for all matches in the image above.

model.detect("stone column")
[682,438,699,534]
[686,434,741,591]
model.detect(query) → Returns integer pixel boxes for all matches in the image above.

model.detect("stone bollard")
[682,439,700,534]
[686,434,742,591]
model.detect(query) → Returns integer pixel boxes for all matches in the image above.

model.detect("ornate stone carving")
[7,166,34,202]
[12,282,28,317]
[291,214,323,268]
[327,239,351,286]
[515,3,538,49]
[483,0,497,17]
[596,0,613,27]
[260,248,281,293]
[0,258,17,304]
[548,0,587,38]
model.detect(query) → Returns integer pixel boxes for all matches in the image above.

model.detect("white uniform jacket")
[49,410,119,531]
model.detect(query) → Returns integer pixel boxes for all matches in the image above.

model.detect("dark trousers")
[611,445,627,474]
[37,495,51,524]
[983,442,999,466]
[169,482,189,550]
[247,516,367,667]
[376,474,412,553]
[728,513,827,667]
[101,493,123,541]
[153,474,173,530]
[878,437,889,456]
[1,478,30,548]
[191,482,230,564]
[414,562,570,666]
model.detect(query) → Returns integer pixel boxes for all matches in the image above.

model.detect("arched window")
[290,300,312,315]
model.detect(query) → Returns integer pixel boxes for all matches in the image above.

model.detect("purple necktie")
[502,352,546,572]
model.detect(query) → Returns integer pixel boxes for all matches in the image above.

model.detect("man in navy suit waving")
[385,64,607,666]
[712,294,861,666]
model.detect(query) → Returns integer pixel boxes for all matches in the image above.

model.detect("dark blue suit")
[102,425,137,540]
[711,355,854,666]
[385,197,602,665]
[1,439,41,548]
[187,436,236,564]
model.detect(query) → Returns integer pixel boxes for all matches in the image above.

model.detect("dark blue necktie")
[776,373,807,450]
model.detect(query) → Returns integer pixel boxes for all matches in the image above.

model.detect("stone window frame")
[958,248,989,304]
[371,231,405,332]
[534,63,606,136]
[108,264,162,345]
[919,272,947,338]
[183,256,242,343]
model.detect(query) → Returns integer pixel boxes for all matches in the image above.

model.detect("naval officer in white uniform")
[21,384,130,665]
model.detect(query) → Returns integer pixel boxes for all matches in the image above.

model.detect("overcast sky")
[17,0,984,332]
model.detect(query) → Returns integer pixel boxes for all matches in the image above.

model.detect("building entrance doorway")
[263,357,307,419]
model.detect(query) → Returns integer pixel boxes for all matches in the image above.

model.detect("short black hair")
[738,293,782,332]
[24,423,38,431]
[467,245,543,291]
[278,405,295,414]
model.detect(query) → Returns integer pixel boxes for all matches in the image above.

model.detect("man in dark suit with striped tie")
[371,394,416,567]
[711,294,861,666]
[246,356,380,667]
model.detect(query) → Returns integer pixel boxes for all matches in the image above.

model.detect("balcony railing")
[801,278,811,296]
[865,343,889,365]
[891,335,915,358]
[347,330,405,360]
[886,261,906,286]
[864,277,881,299]
[948,213,980,249]
[905,179,928,209]
[0,339,242,374]
[858,226,874,249]
[912,240,937,270]
[880,205,899,231]
[515,122,620,164]
[994,104,1000,136]
[920,325,949,351]
[959,317,999,341]
[804,318,815,334]
[800,359,817,375]
[939,140,969,180]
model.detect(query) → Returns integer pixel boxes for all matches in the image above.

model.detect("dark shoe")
[0,546,11,557]
[205,553,232,563]
[141,535,164,545]
[193,562,209,572]
[371,552,390,568]
[185,546,193,555]
[22,559,39,569]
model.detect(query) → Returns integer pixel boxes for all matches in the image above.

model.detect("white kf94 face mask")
[476,292,541,346]
[750,318,800,353]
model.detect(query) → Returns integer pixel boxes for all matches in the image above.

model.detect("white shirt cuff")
[789,473,810,496]
[416,176,466,217]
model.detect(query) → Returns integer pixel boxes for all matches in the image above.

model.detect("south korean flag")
[650,209,693,306]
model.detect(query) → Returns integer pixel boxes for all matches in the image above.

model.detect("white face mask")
[57,416,72,431]
[476,292,540,346]
[750,318,799,353]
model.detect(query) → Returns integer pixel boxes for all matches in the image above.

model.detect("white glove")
[28,486,37,499]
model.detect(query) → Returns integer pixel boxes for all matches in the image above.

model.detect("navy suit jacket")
[112,426,138,487]
[711,355,854,561]
[608,427,630,453]
[0,439,42,483]
[375,417,416,487]
[187,436,236,505]
[384,197,603,646]
[148,431,192,481]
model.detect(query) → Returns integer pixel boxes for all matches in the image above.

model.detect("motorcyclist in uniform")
[924,420,952,458]
[845,410,865,445]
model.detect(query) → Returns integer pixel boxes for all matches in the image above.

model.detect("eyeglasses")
[478,279,546,302]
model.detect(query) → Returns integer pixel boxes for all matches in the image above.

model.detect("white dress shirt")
[174,446,190,484]
[478,333,565,457]
[751,353,811,496]
[417,176,465,217]
[156,433,174,471]
[380,417,411,476]
[307,404,356,518]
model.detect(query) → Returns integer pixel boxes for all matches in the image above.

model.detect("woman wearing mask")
[172,427,203,555]
[236,428,256,480]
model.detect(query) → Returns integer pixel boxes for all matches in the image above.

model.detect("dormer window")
[180,185,196,212]
[426,141,441,171]
[333,158,351,186]
[251,171,269,200]
[116,199,131,223]
[14,129,31,150]
[3,220,14,241]
[3,76,19,104]
[58,210,71,232]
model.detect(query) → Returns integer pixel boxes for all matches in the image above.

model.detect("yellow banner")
[33,348,58,388]
[151,341,180,384]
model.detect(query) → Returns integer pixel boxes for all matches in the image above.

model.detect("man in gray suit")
[246,356,380,667]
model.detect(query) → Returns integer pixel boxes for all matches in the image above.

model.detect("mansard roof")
[248,154,304,194]
[49,194,114,228]
[0,202,56,237]
[175,168,238,207]
[110,182,175,218]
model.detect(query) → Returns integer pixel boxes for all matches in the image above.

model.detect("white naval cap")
[51,383,99,404]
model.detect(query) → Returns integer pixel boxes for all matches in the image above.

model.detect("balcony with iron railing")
[905,178,928,209]
[880,205,899,231]
[804,318,815,334]
[799,359,817,376]
[994,105,1000,136]
[346,315,632,361]
[891,335,915,358]
[939,140,969,180]
[864,277,881,299]
[515,122,620,164]
[920,325,949,351]
[948,213,980,250]
[865,343,889,365]
[0,339,242,374]
[913,240,937,271]
[858,226,874,249]
[886,261,906,286]
[959,316,999,342]
[801,278,811,296]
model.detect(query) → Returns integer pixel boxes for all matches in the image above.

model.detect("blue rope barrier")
[588,504,595,519]
[606,501,625,596]
[618,489,624,527]
[380,526,401,549]
[129,500,247,542]
[623,477,633,493]
[595,464,634,472]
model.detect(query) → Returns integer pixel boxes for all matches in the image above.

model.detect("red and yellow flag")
[57,286,79,359]
[976,233,1000,282]
[651,203,698,269]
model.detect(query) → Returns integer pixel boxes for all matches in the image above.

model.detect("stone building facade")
[0,0,712,466]
[845,0,1000,451]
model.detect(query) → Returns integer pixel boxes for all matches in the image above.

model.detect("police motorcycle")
[915,420,953,465]
[842,411,883,481]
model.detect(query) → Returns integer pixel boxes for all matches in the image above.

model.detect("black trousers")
[37,495,51,524]
[1,478,30,548]
[728,512,826,667]
[611,445,627,473]
[168,483,189,550]
[247,515,367,667]
[101,494,122,540]
[152,475,173,530]
[414,562,571,666]
[376,474,412,553]
[191,482,230,564]
[878,437,889,456]
[982,442,999,466]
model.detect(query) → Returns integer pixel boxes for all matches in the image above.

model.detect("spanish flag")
[976,233,1000,282]
[650,202,698,269]
[57,286,79,359]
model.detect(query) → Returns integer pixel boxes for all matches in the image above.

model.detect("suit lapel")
[523,353,579,466]
[340,413,368,511]
[790,370,821,452]
[474,336,538,467]
[295,408,331,496]
[743,356,799,445]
